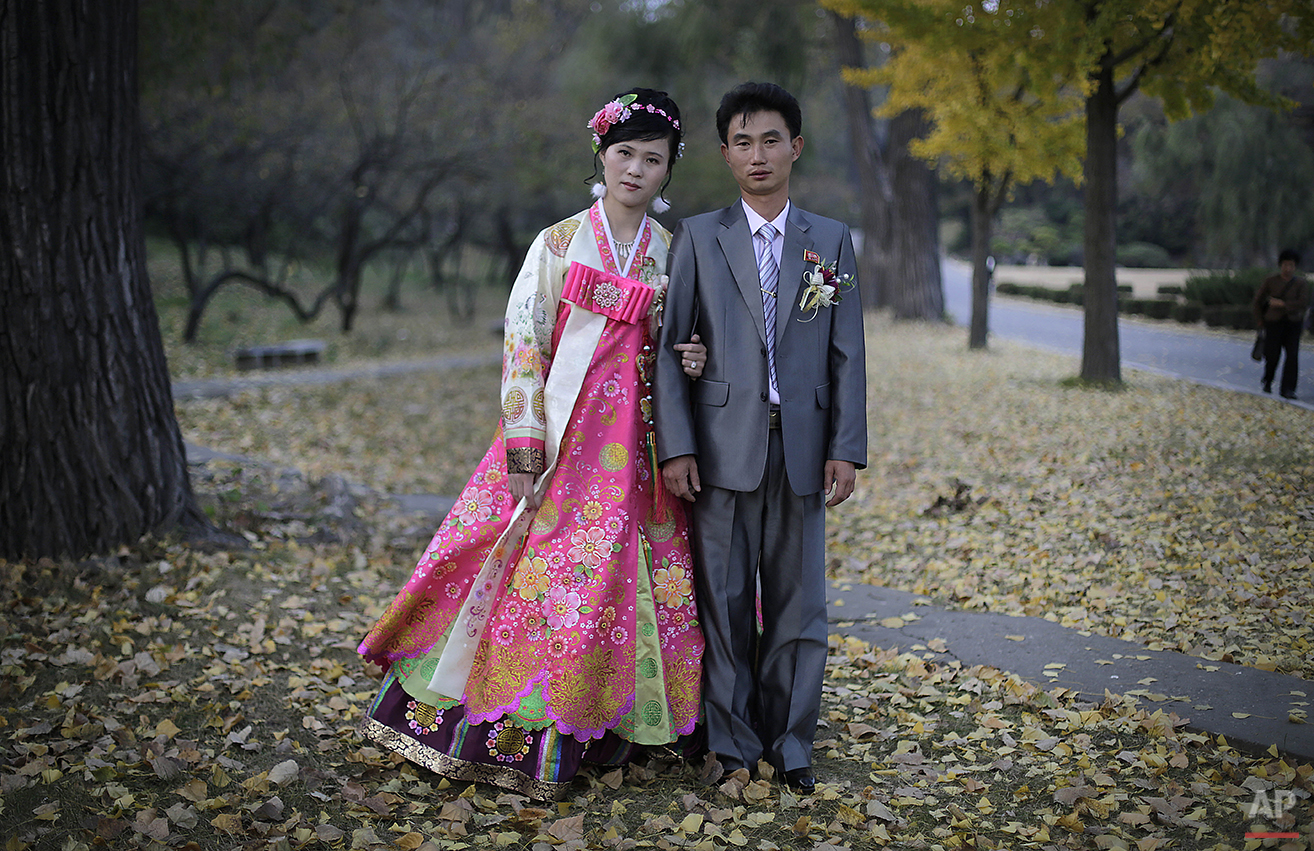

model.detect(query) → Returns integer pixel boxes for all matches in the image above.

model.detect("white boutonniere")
[797,251,854,321]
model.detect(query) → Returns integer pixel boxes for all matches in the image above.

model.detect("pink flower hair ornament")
[588,93,682,155]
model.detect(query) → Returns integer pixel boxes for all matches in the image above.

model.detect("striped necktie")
[756,222,779,394]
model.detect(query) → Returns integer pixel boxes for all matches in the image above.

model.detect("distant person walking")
[1252,249,1308,399]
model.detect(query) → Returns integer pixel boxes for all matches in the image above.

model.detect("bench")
[234,339,326,371]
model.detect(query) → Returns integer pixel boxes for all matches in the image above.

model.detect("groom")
[653,82,867,793]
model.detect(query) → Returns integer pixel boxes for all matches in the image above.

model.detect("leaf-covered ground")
[3,315,1311,849]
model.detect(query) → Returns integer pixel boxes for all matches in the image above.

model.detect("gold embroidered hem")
[360,716,567,801]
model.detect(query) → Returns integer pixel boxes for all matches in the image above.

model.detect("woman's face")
[600,136,671,211]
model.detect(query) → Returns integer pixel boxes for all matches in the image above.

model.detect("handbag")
[1251,327,1265,361]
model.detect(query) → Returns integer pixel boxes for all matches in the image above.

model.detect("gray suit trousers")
[689,428,828,773]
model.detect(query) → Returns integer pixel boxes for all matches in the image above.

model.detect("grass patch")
[148,237,509,379]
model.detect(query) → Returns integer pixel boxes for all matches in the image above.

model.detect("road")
[941,259,1312,409]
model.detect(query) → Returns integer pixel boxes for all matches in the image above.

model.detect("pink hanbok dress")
[358,202,703,799]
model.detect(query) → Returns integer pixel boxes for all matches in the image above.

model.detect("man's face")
[1280,259,1297,279]
[721,110,803,200]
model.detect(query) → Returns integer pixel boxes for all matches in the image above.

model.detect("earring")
[651,195,670,214]
[591,182,607,200]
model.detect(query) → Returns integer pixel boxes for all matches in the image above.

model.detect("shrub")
[1173,302,1203,324]
[1116,284,1133,295]
[1229,305,1257,330]
[996,282,1022,295]
[1184,269,1267,306]
[1117,241,1173,268]
[1120,298,1149,315]
[1157,284,1184,297]
[1143,300,1175,320]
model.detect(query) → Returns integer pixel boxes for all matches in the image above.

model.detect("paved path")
[825,581,1314,762]
[942,259,1314,409]
[177,293,1313,762]
[846,259,1314,760]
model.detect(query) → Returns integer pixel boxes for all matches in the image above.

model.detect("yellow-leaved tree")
[827,0,1085,349]
[828,0,1313,380]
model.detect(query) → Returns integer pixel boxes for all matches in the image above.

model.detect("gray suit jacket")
[653,202,867,495]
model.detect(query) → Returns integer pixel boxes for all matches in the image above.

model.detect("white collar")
[742,199,790,241]
[595,201,646,278]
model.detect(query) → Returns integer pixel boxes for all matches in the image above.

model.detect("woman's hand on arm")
[674,334,706,378]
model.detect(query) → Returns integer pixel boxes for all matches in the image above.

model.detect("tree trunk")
[969,184,993,350]
[382,253,409,312]
[831,11,890,309]
[886,108,945,321]
[1081,58,1122,385]
[0,0,206,559]
[495,206,528,287]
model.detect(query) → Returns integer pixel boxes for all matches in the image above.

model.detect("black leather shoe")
[1263,382,1273,393]
[784,768,815,794]
[1282,391,1298,400]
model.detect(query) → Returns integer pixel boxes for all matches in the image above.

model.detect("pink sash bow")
[562,262,655,325]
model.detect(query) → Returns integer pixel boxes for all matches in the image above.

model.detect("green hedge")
[997,281,1224,326]
[1117,242,1173,268]
[1202,304,1256,329]
[1143,300,1175,320]
[1184,269,1267,306]
[1173,302,1203,324]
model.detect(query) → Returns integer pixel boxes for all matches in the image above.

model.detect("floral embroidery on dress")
[543,586,584,632]
[568,527,609,571]
[636,256,658,284]
[405,700,443,736]
[511,553,550,601]
[453,488,495,527]
[358,206,703,760]
[547,633,570,657]
[580,500,605,522]
[488,721,532,762]
[652,561,693,609]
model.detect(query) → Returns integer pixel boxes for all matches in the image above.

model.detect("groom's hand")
[823,460,856,507]
[662,455,701,502]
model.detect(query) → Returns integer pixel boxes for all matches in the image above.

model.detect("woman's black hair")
[589,87,683,205]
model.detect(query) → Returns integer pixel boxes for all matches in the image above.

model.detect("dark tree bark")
[1081,57,1122,385]
[831,11,889,309]
[0,0,206,559]
[886,107,945,321]
[968,184,993,351]
[494,206,530,288]
[832,12,944,321]
[966,167,1011,350]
